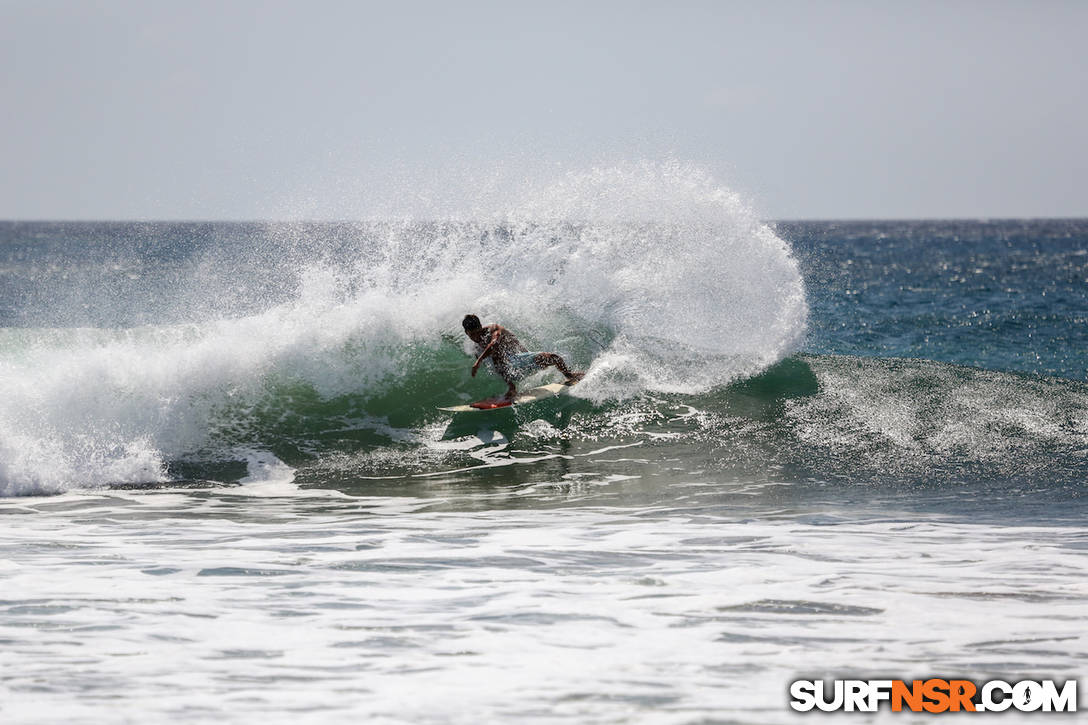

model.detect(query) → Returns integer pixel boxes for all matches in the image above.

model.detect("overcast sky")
[1,0,1085,220]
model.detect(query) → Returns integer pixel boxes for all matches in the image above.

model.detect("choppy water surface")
[3,484,1085,724]
[1,167,1086,722]
[2,478,1079,722]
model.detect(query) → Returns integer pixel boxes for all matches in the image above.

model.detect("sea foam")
[0,163,807,495]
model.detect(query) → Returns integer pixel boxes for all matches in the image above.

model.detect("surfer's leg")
[535,353,583,381]
[494,363,518,401]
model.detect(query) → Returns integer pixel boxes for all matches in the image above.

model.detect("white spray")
[0,162,807,495]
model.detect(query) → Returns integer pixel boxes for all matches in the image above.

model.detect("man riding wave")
[462,314,583,402]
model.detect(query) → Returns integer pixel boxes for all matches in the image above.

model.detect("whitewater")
[1,165,1086,723]
[0,164,807,496]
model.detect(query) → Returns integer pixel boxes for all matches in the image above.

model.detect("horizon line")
[1,216,1087,225]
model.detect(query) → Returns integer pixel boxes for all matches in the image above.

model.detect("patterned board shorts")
[496,352,543,382]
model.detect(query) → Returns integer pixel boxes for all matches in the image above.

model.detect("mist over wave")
[0,163,808,495]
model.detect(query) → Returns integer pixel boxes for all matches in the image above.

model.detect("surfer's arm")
[471,328,502,376]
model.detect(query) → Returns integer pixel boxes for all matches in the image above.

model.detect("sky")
[1,0,1085,220]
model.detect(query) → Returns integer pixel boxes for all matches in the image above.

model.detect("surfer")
[462,314,583,401]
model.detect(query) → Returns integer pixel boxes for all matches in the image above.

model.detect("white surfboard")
[438,381,577,412]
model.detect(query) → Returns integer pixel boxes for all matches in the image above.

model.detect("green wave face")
[175,353,1086,500]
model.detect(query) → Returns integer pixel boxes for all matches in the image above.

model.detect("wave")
[5,325,1086,496]
[731,354,1088,486]
[7,162,1084,499]
[0,163,808,495]
[261,353,1086,494]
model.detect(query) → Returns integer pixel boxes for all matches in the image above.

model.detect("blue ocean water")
[0,168,1085,722]
[782,219,1088,380]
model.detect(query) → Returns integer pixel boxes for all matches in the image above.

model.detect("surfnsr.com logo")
[789,679,1078,713]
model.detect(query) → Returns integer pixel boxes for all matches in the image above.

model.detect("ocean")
[1,168,1085,722]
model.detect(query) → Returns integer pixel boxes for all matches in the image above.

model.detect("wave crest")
[0,162,807,495]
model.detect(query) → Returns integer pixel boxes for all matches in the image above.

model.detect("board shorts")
[495,352,543,383]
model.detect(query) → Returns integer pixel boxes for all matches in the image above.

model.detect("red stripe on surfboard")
[470,397,513,409]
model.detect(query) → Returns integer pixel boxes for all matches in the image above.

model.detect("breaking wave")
[0,163,808,495]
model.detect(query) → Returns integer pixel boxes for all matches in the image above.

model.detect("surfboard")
[438,381,577,412]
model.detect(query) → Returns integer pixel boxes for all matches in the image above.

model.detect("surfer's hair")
[462,314,482,332]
